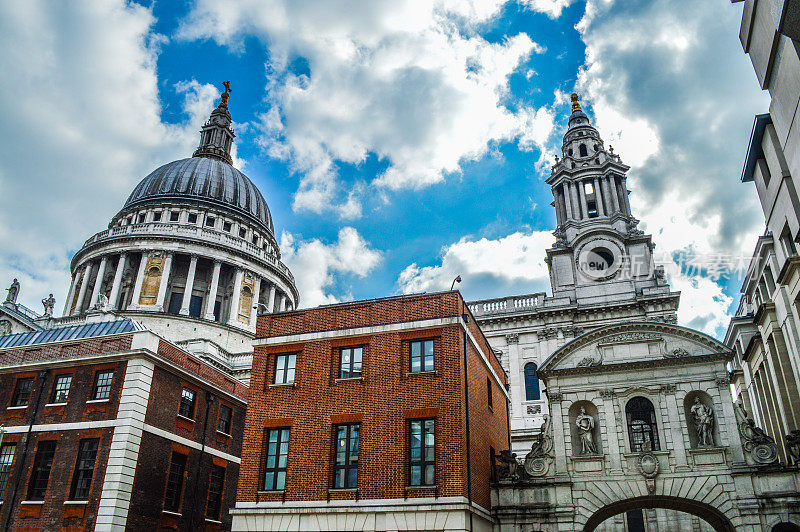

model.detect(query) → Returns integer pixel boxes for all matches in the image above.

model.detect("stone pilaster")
[179,255,198,315]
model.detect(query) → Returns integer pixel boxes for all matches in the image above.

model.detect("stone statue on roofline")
[42,293,55,317]
[4,278,20,304]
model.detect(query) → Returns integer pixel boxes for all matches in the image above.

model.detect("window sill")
[622,450,669,458]
[205,518,222,525]
[86,399,110,404]
[334,376,364,383]
[268,382,296,388]
[177,414,196,424]
[162,510,182,517]
[45,402,67,407]
[405,485,436,491]
[405,370,437,377]
[63,500,88,505]
[20,501,44,505]
[6,405,28,410]
[216,430,231,438]
[328,488,358,493]
[257,490,285,495]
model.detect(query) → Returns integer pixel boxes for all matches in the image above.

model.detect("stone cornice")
[776,256,800,285]
[538,351,731,379]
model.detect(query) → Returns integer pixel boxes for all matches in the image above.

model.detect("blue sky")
[0,1,769,338]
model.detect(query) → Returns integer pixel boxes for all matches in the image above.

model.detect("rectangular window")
[178,388,196,419]
[26,440,57,501]
[339,347,363,379]
[274,353,296,384]
[164,451,187,512]
[487,377,493,410]
[167,292,182,315]
[137,213,146,224]
[92,370,114,400]
[153,211,162,222]
[410,339,434,373]
[252,235,259,245]
[217,404,232,434]
[239,227,247,238]
[69,438,99,500]
[263,428,290,491]
[206,464,225,520]
[170,211,180,222]
[409,419,435,486]
[0,443,16,499]
[205,216,216,227]
[187,213,198,224]
[51,374,72,403]
[223,221,232,232]
[332,424,359,489]
[10,377,33,407]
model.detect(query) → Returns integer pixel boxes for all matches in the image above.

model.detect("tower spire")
[571,92,582,113]
[193,81,236,165]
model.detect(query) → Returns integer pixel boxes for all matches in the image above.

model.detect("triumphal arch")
[492,320,800,531]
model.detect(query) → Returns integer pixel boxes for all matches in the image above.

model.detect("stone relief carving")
[575,407,598,454]
[603,332,662,344]
[547,392,563,403]
[636,451,660,493]
[690,397,715,447]
[599,389,615,398]
[648,314,678,324]
[660,384,677,394]
[715,376,730,387]
[553,227,567,248]
[524,416,554,477]
[0,320,11,335]
[664,347,690,358]
[735,400,779,465]
[576,356,601,368]
[527,404,541,415]
[505,333,519,344]
[495,450,520,481]
[626,217,645,236]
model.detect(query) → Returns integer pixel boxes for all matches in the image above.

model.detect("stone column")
[618,177,631,215]
[592,176,605,216]
[74,262,93,314]
[577,180,588,220]
[204,260,222,321]
[250,276,262,327]
[267,283,277,313]
[89,256,108,308]
[129,254,147,309]
[571,181,581,219]
[563,183,574,221]
[608,175,621,213]
[179,255,198,316]
[63,272,78,316]
[228,268,243,326]
[601,176,614,214]
[108,253,128,310]
[155,252,173,310]
[278,292,287,313]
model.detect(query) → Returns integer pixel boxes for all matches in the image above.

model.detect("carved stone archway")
[582,495,735,532]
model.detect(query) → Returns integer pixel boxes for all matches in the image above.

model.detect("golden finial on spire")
[570,92,581,113]
[220,80,232,105]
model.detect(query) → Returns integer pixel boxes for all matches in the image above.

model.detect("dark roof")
[741,113,772,182]
[123,157,274,234]
[0,318,145,349]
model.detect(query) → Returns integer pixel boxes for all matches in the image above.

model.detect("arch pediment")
[539,321,731,373]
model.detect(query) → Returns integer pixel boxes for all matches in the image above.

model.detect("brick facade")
[0,326,247,531]
[234,291,509,531]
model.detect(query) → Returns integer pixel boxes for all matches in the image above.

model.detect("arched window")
[626,396,660,451]
[579,144,588,157]
[524,363,540,401]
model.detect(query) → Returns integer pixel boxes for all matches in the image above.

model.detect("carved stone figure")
[735,399,779,465]
[4,278,20,304]
[576,356,600,367]
[496,450,519,480]
[0,320,10,335]
[691,397,715,446]
[786,430,800,465]
[41,293,55,317]
[97,293,109,311]
[575,407,598,454]
[525,415,554,477]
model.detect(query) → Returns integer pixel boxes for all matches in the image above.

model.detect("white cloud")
[179,0,553,218]
[519,0,575,19]
[0,1,218,314]
[397,230,554,295]
[281,227,382,307]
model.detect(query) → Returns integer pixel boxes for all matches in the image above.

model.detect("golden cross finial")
[221,80,232,104]
[570,92,581,113]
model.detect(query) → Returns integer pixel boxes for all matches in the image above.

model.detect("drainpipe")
[3,369,49,532]
[462,311,473,532]
[187,391,215,531]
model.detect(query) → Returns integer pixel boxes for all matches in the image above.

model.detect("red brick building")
[0,318,247,531]
[232,291,509,531]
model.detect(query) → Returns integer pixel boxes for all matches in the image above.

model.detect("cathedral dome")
[124,157,274,234]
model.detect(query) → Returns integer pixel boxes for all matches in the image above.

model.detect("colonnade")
[554,174,630,224]
[64,251,294,327]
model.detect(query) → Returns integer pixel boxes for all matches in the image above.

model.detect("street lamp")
[450,275,462,291]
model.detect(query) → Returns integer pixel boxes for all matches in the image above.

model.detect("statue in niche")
[4,278,20,304]
[576,406,598,454]
[691,397,715,446]
[41,293,55,317]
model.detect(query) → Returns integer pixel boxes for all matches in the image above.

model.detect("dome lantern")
[193,81,236,165]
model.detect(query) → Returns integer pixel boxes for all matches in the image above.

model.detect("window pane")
[410,465,421,485]
[424,464,435,485]
[275,471,286,490]
[0,443,16,497]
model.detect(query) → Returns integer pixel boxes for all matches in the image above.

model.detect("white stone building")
[469,94,678,453]
[0,85,298,384]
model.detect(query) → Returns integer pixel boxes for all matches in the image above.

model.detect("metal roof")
[0,318,146,349]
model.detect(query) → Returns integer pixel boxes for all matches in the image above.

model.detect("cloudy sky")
[0,0,768,338]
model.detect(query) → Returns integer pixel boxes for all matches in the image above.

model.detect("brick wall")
[238,291,510,512]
